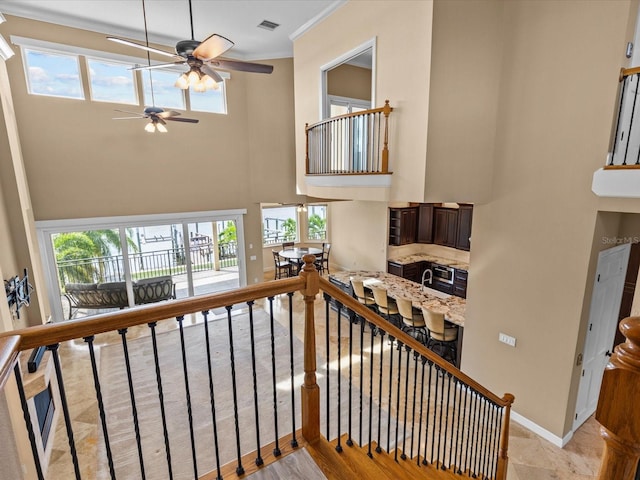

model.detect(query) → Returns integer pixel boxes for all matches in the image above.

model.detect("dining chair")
[272,250,292,279]
[422,307,458,366]
[370,286,400,327]
[396,297,428,344]
[315,242,331,275]
[282,241,295,250]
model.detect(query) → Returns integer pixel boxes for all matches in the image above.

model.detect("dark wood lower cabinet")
[453,269,468,299]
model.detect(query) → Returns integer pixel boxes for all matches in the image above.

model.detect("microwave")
[432,264,455,284]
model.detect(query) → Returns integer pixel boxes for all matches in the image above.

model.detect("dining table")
[278,247,323,273]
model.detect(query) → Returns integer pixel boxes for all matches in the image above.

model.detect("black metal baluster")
[484,403,496,479]
[400,344,410,460]
[465,390,477,476]
[116,330,146,479]
[492,408,504,479]
[287,292,298,447]
[448,377,459,471]
[416,356,427,467]
[623,73,640,165]
[13,364,45,480]
[394,341,404,461]
[246,301,264,466]
[323,292,331,441]
[441,372,452,469]
[472,392,482,477]
[477,398,488,477]
[358,316,365,447]
[430,364,440,464]
[453,380,464,474]
[147,322,174,480]
[375,329,385,453]
[367,323,375,458]
[267,297,281,457]
[335,303,343,452]
[612,75,628,163]
[176,315,198,479]
[481,399,490,478]
[201,311,222,480]
[386,336,395,454]
[409,351,419,461]
[459,385,469,475]
[225,306,245,475]
[84,336,116,480]
[436,368,446,469]
[423,360,434,466]
[347,306,354,447]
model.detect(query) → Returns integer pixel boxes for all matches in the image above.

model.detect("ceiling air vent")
[257,20,280,31]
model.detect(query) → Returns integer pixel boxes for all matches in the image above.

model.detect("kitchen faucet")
[421,268,433,291]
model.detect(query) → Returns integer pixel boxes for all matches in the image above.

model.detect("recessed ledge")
[592,167,640,198]
[305,173,393,188]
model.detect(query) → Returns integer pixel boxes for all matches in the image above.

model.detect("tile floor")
[38,283,605,480]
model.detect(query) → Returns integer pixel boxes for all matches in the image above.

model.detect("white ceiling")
[0,0,345,60]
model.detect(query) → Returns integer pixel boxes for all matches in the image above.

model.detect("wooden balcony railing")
[0,256,513,480]
[606,67,640,168]
[305,101,393,175]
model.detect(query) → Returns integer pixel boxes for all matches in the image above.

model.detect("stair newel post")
[381,100,393,174]
[596,316,640,480]
[299,254,321,443]
[496,393,515,480]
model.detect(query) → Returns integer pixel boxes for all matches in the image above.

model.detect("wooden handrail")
[0,335,20,389]
[620,66,640,81]
[304,100,394,132]
[318,276,514,408]
[596,316,640,480]
[0,277,305,352]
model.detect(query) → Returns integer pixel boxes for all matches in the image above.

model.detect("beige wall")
[327,64,371,101]
[463,0,634,439]
[293,0,433,202]
[0,15,303,296]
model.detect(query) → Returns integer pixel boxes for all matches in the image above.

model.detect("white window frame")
[36,209,247,322]
[21,46,85,100]
[85,55,139,105]
[306,203,329,244]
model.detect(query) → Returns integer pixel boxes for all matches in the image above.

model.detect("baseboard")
[510,411,573,447]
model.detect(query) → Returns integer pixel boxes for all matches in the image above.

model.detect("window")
[23,48,83,99]
[87,58,137,104]
[142,70,186,110]
[190,81,227,114]
[262,206,297,245]
[307,205,327,241]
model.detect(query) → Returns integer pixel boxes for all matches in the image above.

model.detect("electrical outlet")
[498,332,517,347]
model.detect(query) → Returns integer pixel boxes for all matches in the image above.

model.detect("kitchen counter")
[387,253,469,271]
[329,270,466,327]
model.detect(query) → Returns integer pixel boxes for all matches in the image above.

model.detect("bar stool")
[370,286,400,328]
[396,297,428,344]
[422,307,458,366]
[350,278,376,310]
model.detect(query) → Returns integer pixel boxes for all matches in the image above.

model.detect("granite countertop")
[388,254,469,271]
[330,271,466,327]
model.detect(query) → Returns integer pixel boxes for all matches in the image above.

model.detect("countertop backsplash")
[387,243,470,267]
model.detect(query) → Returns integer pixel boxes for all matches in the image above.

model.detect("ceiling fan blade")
[107,36,181,60]
[156,117,168,126]
[201,65,224,84]
[157,110,181,119]
[209,59,273,74]
[165,117,199,123]
[114,109,147,117]
[131,61,186,71]
[193,33,234,61]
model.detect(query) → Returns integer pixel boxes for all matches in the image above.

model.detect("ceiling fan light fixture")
[144,121,156,133]
[201,74,218,90]
[187,68,201,84]
[175,73,189,89]
[156,122,168,133]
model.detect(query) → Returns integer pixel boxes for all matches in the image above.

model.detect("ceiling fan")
[107,0,274,92]
[112,0,198,132]
[113,106,198,133]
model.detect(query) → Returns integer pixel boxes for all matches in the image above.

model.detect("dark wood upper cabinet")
[433,207,458,247]
[417,204,434,243]
[455,204,473,251]
[388,207,418,246]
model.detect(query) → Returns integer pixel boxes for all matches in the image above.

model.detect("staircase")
[306,434,471,480]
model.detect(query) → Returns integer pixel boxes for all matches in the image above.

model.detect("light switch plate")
[499,332,517,347]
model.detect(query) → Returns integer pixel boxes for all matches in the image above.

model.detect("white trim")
[289,1,347,42]
[510,411,573,448]
[592,167,640,198]
[305,174,392,188]
[320,37,376,120]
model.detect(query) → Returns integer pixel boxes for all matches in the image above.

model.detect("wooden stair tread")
[304,436,362,480]
[369,441,462,480]
[330,435,398,480]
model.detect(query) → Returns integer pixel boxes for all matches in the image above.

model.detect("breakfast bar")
[329,270,466,365]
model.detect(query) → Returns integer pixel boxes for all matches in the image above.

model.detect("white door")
[573,243,630,430]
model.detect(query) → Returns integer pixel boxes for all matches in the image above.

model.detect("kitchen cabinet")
[433,208,458,247]
[417,204,434,243]
[455,204,473,251]
[453,269,468,299]
[388,207,418,246]
[387,260,422,283]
